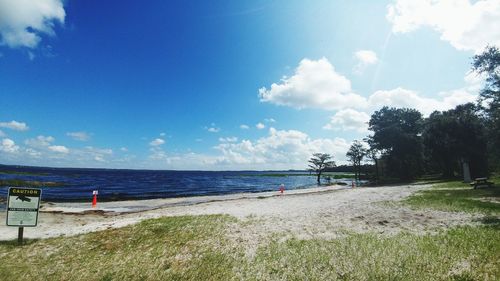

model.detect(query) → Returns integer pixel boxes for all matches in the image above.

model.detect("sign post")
[6,187,42,245]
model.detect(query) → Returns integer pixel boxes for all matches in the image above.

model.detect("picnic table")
[470,177,494,189]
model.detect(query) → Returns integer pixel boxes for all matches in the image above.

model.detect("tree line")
[309,46,500,183]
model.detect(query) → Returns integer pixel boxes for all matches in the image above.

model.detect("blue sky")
[0,0,498,170]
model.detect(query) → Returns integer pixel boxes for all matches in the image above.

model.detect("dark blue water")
[0,165,353,202]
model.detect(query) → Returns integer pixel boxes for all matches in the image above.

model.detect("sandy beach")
[0,183,481,241]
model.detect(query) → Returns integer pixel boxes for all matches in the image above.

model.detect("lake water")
[0,166,354,203]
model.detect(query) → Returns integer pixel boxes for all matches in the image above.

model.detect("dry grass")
[1,215,499,280]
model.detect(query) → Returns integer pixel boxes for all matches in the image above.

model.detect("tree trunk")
[317,171,321,184]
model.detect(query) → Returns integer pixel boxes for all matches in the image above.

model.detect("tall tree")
[423,103,488,178]
[364,137,381,183]
[368,107,424,181]
[346,140,367,181]
[472,46,500,172]
[308,153,336,184]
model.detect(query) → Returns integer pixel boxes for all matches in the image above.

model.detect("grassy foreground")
[1,219,499,280]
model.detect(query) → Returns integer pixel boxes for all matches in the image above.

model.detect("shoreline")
[39,184,350,214]
[0,183,481,241]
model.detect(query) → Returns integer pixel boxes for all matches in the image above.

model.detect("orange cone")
[92,190,98,207]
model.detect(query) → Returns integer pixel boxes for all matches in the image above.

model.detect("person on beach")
[279,183,285,194]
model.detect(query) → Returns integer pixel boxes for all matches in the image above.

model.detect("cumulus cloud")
[0,0,66,49]
[368,86,477,116]
[354,50,378,73]
[212,127,351,169]
[0,120,29,131]
[323,109,370,133]
[67,131,91,141]
[149,138,165,146]
[0,130,6,137]
[240,124,250,130]
[256,122,266,130]
[259,57,367,110]
[387,0,500,52]
[0,138,19,153]
[264,118,276,123]
[48,145,68,154]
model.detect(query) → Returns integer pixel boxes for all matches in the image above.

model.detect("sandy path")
[0,184,481,241]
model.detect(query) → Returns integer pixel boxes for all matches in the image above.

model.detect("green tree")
[364,136,381,183]
[346,140,367,181]
[472,45,500,172]
[423,103,488,178]
[368,107,423,181]
[308,153,336,184]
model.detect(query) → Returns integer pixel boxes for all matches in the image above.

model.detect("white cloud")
[259,57,367,110]
[0,0,65,49]
[160,132,166,137]
[368,86,477,116]
[0,130,5,137]
[323,109,370,133]
[256,122,266,130]
[25,135,54,147]
[264,118,276,123]
[48,145,68,154]
[0,138,19,153]
[85,146,113,155]
[120,147,128,152]
[94,156,105,162]
[219,137,238,143]
[67,131,91,141]
[354,50,378,74]
[0,120,29,131]
[149,146,167,160]
[207,127,220,133]
[212,127,351,169]
[240,124,250,130]
[25,148,41,158]
[149,138,165,146]
[387,0,500,52]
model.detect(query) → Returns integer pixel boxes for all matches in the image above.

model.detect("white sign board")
[6,187,42,227]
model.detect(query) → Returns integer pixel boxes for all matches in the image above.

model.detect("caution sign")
[6,187,42,227]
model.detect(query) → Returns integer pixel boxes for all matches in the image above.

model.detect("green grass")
[0,179,67,187]
[0,215,239,281]
[0,215,498,281]
[246,226,500,281]
[406,178,500,215]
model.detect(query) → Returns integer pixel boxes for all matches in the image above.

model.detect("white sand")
[0,184,481,241]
